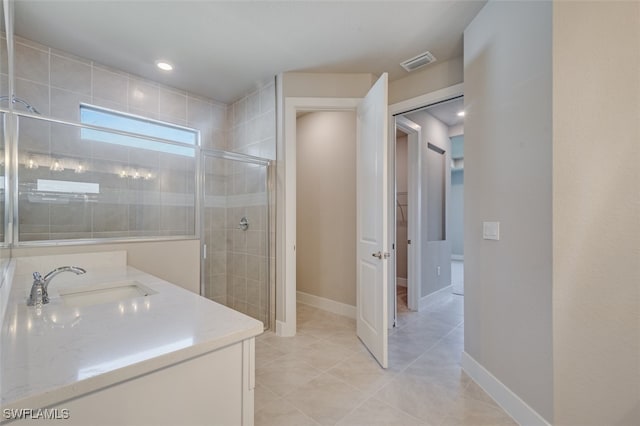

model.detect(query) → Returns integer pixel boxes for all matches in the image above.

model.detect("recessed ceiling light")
[155,60,173,71]
[457,111,465,117]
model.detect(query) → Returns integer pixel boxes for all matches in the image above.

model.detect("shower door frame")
[199,148,272,330]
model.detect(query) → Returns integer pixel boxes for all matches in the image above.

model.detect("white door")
[356,73,389,368]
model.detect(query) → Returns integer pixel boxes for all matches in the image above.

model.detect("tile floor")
[254,288,516,425]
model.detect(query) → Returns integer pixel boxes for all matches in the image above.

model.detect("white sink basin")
[57,281,157,308]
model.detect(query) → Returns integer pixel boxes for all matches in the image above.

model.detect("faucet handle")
[33,272,43,283]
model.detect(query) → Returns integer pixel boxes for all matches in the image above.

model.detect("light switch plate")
[483,221,500,240]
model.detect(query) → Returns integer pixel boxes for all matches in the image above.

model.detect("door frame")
[279,84,464,336]
[279,97,360,336]
[394,116,422,313]
[387,83,464,324]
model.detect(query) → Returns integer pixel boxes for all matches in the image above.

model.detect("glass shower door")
[202,152,270,329]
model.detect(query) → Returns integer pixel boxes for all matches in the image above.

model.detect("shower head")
[0,95,41,114]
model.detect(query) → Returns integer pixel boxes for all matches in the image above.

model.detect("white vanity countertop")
[0,265,263,410]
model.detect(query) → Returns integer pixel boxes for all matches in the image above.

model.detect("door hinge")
[203,244,207,259]
[408,239,411,245]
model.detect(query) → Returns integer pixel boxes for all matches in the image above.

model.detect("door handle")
[372,251,390,259]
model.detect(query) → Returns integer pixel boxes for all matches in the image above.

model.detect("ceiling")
[423,96,465,127]
[9,1,485,103]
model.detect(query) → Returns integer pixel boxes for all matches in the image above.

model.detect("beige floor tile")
[256,357,322,396]
[439,395,517,426]
[462,380,501,407]
[336,397,426,426]
[395,309,423,328]
[255,302,515,426]
[259,330,321,353]
[280,340,356,371]
[326,329,369,353]
[285,373,367,426]
[298,320,355,340]
[327,350,396,395]
[255,383,281,413]
[255,339,286,368]
[374,373,463,425]
[255,398,319,426]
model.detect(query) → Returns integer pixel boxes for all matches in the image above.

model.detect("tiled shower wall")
[205,82,275,322]
[1,35,230,241]
[1,35,228,148]
[203,156,228,305]
[2,34,277,327]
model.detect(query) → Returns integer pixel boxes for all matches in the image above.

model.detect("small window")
[80,104,198,156]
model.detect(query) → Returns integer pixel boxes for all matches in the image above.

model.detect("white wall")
[11,240,201,293]
[553,1,640,425]
[405,110,452,297]
[389,56,464,105]
[296,111,357,306]
[464,0,553,422]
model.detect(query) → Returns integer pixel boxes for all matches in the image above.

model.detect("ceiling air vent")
[400,51,436,72]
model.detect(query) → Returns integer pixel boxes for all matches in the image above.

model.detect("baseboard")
[396,277,407,288]
[452,254,464,261]
[419,284,453,311]
[297,291,356,319]
[461,352,551,426]
[275,320,295,337]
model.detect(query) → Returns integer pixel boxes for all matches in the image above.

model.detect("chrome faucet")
[27,266,86,307]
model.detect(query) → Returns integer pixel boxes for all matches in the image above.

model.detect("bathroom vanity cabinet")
[40,338,256,426]
[0,252,263,425]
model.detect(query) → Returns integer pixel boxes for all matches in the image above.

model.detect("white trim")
[461,352,551,426]
[419,284,453,311]
[452,254,464,261]
[275,320,295,337]
[396,277,407,288]
[395,116,422,313]
[389,83,464,116]
[297,291,357,319]
[281,97,360,336]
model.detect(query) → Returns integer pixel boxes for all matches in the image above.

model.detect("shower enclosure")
[201,151,271,329]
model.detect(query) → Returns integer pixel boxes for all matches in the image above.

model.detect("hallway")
[254,292,515,425]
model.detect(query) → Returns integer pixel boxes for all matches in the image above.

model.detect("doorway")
[295,110,357,317]
[389,86,464,327]
[392,116,422,319]
[281,73,390,368]
[395,127,410,313]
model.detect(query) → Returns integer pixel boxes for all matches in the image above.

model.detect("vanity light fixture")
[75,163,86,174]
[457,111,465,117]
[50,159,64,172]
[26,157,38,169]
[155,60,173,71]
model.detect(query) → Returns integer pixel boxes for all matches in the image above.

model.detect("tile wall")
[1,34,277,327]
[203,82,276,324]
[0,35,227,241]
